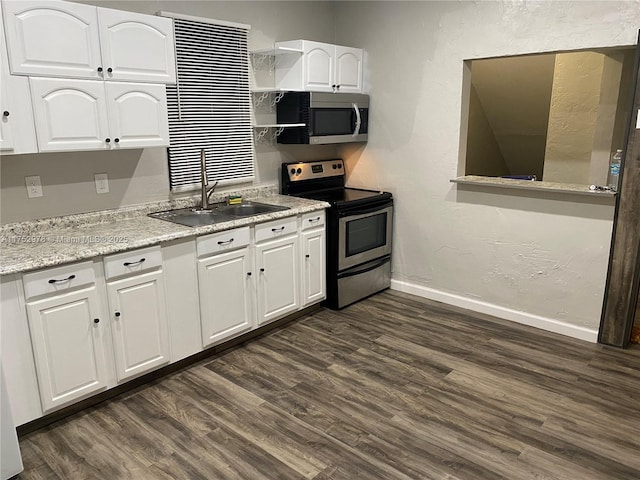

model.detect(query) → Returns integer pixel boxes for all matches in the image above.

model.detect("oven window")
[346,213,387,256]
[312,109,353,136]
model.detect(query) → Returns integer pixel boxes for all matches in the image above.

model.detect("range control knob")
[338,163,343,169]
[332,164,337,169]
[296,168,302,175]
[290,168,296,175]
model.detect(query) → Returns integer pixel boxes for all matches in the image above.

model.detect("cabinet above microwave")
[274,40,363,94]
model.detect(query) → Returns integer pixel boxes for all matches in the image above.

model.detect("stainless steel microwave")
[276,92,369,144]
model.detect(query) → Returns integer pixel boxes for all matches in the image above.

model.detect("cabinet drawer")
[23,261,95,300]
[104,246,162,280]
[197,226,250,258]
[301,211,325,230]
[255,217,298,243]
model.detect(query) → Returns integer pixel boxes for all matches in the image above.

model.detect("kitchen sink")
[215,202,290,217]
[149,201,290,227]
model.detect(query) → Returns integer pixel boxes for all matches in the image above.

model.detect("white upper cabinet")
[2,0,176,83]
[304,41,334,92]
[334,45,363,93]
[30,77,110,152]
[105,82,169,148]
[97,8,176,83]
[30,77,169,152]
[2,0,102,79]
[0,1,38,154]
[275,40,363,93]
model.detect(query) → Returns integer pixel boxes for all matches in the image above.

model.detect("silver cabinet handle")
[217,238,234,245]
[308,217,321,223]
[271,226,285,232]
[48,274,76,284]
[124,258,146,267]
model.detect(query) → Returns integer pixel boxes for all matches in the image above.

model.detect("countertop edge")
[450,176,617,198]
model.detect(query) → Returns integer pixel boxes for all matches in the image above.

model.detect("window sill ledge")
[451,175,616,198]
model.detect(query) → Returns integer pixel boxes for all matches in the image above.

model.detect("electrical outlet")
[25,176,43,198]
[94,173,109,194]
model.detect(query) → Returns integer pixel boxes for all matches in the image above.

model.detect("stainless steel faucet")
[198,149,218,211]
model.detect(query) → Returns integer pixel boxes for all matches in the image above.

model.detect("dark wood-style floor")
[17,291,640,480]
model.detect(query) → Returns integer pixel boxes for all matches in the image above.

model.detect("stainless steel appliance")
[281,159,392,309]
[276,92,369,144]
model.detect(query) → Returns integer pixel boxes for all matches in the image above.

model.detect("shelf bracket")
[253,91,270,108]
[270,92,286,107]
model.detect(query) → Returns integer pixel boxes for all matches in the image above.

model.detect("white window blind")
[166,16,255,190]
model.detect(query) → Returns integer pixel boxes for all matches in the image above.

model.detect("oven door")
[338,201,393,271]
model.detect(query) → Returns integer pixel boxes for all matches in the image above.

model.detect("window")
[165,14,255,190]
[462,47,635,186]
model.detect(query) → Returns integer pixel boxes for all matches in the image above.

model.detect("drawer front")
[255,217,298,243]
[23,261,95,300]
[104,246,162,280]
[301,211,325,231]
[197,226,250,258]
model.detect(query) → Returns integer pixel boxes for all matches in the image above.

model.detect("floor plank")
[17,290,640,479]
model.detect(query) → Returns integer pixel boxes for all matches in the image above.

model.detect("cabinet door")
[0,1,37,154]
[0,75,14,151]
[105,82,169,148]
[256,235,300,325]
[301,227,326,307]
[30,77,110,152]
[2,0,102,79]
[26,286,110,412]
[303,41,334,92]
[106,270,170,382]
[198,248,253,347]
[335,46,363,93]
[97,8,176,83]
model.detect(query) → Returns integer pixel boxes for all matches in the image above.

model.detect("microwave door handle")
[352,103,361,136]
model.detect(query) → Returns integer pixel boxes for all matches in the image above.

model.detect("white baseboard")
[390,279,599,343]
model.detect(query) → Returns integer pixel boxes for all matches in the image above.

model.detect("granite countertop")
[0,187,329,276]
[450,175,617,197]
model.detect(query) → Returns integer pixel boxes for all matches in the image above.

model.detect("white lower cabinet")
[255,218,300,326]
[7,210,326,426]
[300,212,326,307]
[104,247,170,382]
[22,263,112,413]
[198,246,254,347]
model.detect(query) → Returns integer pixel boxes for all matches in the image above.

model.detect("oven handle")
[338,256,391,279]
[338,200,393,218]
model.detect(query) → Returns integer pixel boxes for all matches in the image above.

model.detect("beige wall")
[544,52,611,184]
[464,85,509,177]
[0,1,339,223]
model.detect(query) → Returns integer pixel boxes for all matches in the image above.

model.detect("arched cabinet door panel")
[304,42,334,92]
[335,46,363,93]
[3,0,102,79]
[98,8,176,83]
[29,77,109,152]
[105,82,169,148]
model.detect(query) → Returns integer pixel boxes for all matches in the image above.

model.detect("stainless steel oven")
[338,201,393,271]
[281,159,393,309]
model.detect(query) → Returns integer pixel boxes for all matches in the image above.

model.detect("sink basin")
[149,201,290,227]
[148,207,228,227]
[215,201,290,217]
